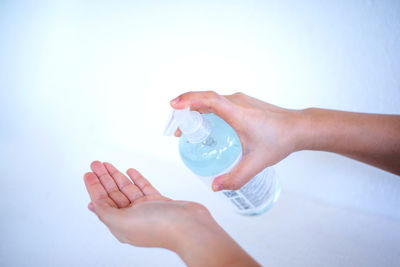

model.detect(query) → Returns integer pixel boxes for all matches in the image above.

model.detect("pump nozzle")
[163,107,211,143]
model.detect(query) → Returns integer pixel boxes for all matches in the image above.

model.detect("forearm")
[172,222,260,267]
[297,108,400,174]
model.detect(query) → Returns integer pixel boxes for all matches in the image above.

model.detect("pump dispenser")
[164,107,280,216]
[164,107,211,143]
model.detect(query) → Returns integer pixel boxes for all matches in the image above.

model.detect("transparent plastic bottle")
[164,107,280,216]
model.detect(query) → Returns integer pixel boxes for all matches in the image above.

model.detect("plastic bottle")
[164,107,280,216]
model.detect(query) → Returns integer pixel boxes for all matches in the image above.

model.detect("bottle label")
[198,153,278,214]
[224,168,276,211]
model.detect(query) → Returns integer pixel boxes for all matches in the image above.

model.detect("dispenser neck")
[164,107,212,143]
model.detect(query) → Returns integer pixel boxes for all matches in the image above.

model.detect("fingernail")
[88,202,95,212]
[170,96,180,105]
[212,183,223,192]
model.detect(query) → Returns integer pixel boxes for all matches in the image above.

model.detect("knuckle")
[132,189,143,199]
[186,202,210,215]
[206,90,217,97]
[223,177,244,190]
[232,92,245,99]
[141,183,151,191]
[205,90,220,105]
[204,90,217,99]
[192,202,206,211]
[108,187,120,195]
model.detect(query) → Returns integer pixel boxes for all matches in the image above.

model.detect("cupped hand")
[84,161,260,266]
[84,161,213,249]
[171,91,304,191]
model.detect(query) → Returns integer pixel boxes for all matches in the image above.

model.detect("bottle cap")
[163,107,211,143]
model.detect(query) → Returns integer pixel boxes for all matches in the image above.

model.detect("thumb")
[91,200,121,225]
[170,91,236,124]
[212,155,264,191]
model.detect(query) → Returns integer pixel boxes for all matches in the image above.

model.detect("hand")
[170,91,304,191]
[84,161,260,266]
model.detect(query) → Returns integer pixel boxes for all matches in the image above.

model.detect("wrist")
[289,108,315,152]
[172,219,226,256]
[294,107,330,152]
[172,219,259,267]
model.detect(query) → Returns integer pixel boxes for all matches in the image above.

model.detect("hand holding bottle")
[171,91,400,192]
[170,91,304,191]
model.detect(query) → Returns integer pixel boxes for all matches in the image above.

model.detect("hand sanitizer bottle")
[164,107,280,216]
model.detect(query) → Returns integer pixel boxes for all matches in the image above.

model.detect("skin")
[84,161,260,267]
[84,91,400,266]
[170,91,400,191]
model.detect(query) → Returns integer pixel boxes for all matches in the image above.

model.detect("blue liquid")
[179,113,242,176]
[178,113,280,216]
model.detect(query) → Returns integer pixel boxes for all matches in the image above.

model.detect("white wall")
[1,1,399,266]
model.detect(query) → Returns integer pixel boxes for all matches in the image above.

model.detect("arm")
[84,161,259,267]
[299,108,400,175]
[176,220,260,267]
[170,91,400,191]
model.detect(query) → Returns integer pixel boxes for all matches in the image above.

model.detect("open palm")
[84,161,207,248]
[83,161,260,266]
[84,161,169,209]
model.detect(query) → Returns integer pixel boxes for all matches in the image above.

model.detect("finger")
[174,128,182,137]
[90,161,130,208]
[88,202,95,212]
[211,155,264,191]
[170,91,237,124]
[103,162,144,203]
[126,168,160,196]
[91,199,123,226]
[132,195,171,205]
[84,172,118,208]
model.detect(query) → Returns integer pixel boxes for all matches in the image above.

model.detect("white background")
[1,1,399,266]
